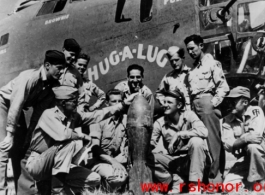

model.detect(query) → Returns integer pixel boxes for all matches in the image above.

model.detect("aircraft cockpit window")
[36,0,67,16]
[237,2,265,32]
[140,0,153,22]
[0,33,9,47]
[199,0,228,7]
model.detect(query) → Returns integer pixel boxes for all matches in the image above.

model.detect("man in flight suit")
[0,50,66,195]
[87,89,128,192]
[222,86,265,193]
[73,53,106,112]
[184,34,229,178]
[148,87,209,194]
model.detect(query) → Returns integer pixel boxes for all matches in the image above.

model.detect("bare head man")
[105,89,124,106]
[184,34,204,60]
[127,64,144,93]
[74,53,90,76]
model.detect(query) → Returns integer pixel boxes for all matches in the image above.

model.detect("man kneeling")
[148,87,209,194]
[86,89,128,192]
[25,86,101,193]
[25,86,135,193]
[222,86,265,193]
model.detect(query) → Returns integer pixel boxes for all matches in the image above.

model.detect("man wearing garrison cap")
[156,46,191,110]
[24,85,137,193]
[222,86,265,193]
[0,50,65,195]
[148,87,209,194]
[60,38,85,106]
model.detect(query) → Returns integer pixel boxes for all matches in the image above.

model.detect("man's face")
[163,96,179,115]
[108,94,122,106]
[228,97,248,116]
[45,63,65,80]
[186,41,203,60]
[168,53,184,70]
[128,69,143,92]
[64,98,78,113]
[63,49,76,65]
[74,58,88,75]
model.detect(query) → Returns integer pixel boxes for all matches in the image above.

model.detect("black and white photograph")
[0,0,265,194]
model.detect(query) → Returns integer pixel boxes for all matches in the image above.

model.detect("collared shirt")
[29,103,124,154]
[186,53,229,107]
[156,65,191,110]
[0,66,56,133]
[29,106,79,154]
[114,81,155,107]
[151,110,208,153]
[59,65,85,105]
[222,106,265,153]
[83,78,106,109]
[90,115,127,158]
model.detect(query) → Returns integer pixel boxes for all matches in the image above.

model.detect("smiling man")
[148,87,209,194]
[74,53,106,112]
[115,64,154,110]
[156,46,190,110]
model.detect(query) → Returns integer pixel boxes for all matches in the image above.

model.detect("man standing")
[148,88,209,194]
[0,50,65,195]
[73,53,106,111]
[60,38,85,105]
[222,86,265,192]
[115,64,154,110]
[184,34,229,178]
[156,46,191,110]
[87,89,128,191]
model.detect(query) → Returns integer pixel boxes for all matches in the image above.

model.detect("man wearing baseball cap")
[156,46,191,110]
[222,86,265,192]
[0,50,66,195]
[148,87,209,194]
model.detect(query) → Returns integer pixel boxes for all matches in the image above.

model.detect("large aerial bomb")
[127,94,153,195]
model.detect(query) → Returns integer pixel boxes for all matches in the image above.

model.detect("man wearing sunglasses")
[115,64,154,109]
[222,86,265,193]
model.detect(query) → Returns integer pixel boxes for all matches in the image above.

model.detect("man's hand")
[168,133,180,154]
[88,105,97,112]
[244,132,263,144]
[0,132,14,152]
[124,93,138,105]
[112,159,127,179]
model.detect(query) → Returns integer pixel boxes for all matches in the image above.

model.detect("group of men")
[0,33,264,195]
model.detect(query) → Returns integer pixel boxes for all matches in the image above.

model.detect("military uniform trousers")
[223,143,265,190]
[147,137,207,184]
[85,157,128,191]
[192,95,225,178]
[25,141,101,192]
[0,96,27,195]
